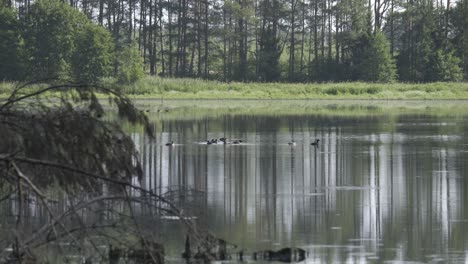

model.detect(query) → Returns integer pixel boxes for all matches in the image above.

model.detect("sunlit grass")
[131,99,468,123]
[122,77,468,99]
[2,78,468,99]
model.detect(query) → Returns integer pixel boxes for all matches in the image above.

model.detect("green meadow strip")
[132,99,468,122]
[124,78,468,99]
[2,78,468,99]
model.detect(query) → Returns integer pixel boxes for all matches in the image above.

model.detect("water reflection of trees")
[139,114,468,262]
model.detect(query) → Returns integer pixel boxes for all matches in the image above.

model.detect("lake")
[1,99,467,263]
[130,100,468,263]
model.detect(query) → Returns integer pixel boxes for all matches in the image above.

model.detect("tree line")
[0,0,467,83]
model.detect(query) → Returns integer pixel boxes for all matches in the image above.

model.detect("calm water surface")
[131,100,468,263]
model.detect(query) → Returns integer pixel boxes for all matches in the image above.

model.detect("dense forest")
[0,0,467,83]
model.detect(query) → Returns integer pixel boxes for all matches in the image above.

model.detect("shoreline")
[127,96,468,101]
[122,78,468,100]
[2,78,468,100]
[131,98,468,120]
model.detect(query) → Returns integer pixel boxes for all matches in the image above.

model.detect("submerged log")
[108,245,123,264]
[127,246,164,264]
[109,241,165,264]
[253,247,306,263]
[182,234,191,260]
[182,234,238,263]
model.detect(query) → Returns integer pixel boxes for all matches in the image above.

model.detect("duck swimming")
[310,139,320,146]
[165,141,174,146]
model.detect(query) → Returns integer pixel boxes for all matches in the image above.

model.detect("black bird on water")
[165,141,174,146]
[310,139,320,146]
[207,139,218,145]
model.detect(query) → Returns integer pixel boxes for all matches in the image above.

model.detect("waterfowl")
[288,141,296,146]
[165,141,174,146]
[310,139,320,146]
[219,137,227,142]
[232,141,241,144]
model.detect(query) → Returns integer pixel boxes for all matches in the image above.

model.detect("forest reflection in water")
[133,100,468,263]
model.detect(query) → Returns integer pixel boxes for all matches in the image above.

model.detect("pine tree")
[429,49,463,81]
[0,6,23,80]
[357,30,396,82]
[258,26,281,81]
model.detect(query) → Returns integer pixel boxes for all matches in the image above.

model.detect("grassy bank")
[122,77,468,99]
[2,78,468,99]
[132,99,468,122]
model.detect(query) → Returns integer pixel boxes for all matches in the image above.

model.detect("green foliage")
[72,23,115,83]
[21,0,114,83]
[0,6,23,80]
[309,58,350,82]
[429,49,463,82]
[22,0,88,80]
[356,31,396,82]
[398,5,463,83]
[258,27,281,82]
[3,0,466,84]
[395,6,462,82]
[349,33,370,77]
[116,44,144,84]
[451,1,468,79]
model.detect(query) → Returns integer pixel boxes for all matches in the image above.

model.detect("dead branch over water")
[0,82,225,263]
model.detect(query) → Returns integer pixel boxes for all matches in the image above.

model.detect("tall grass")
[122,77,468,99]
[133,99,468,122]
[2,78,467,99]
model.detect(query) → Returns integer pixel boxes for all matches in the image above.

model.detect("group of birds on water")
[165,138,320,147]
[165,137,242,146]
[206,137,243,145]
